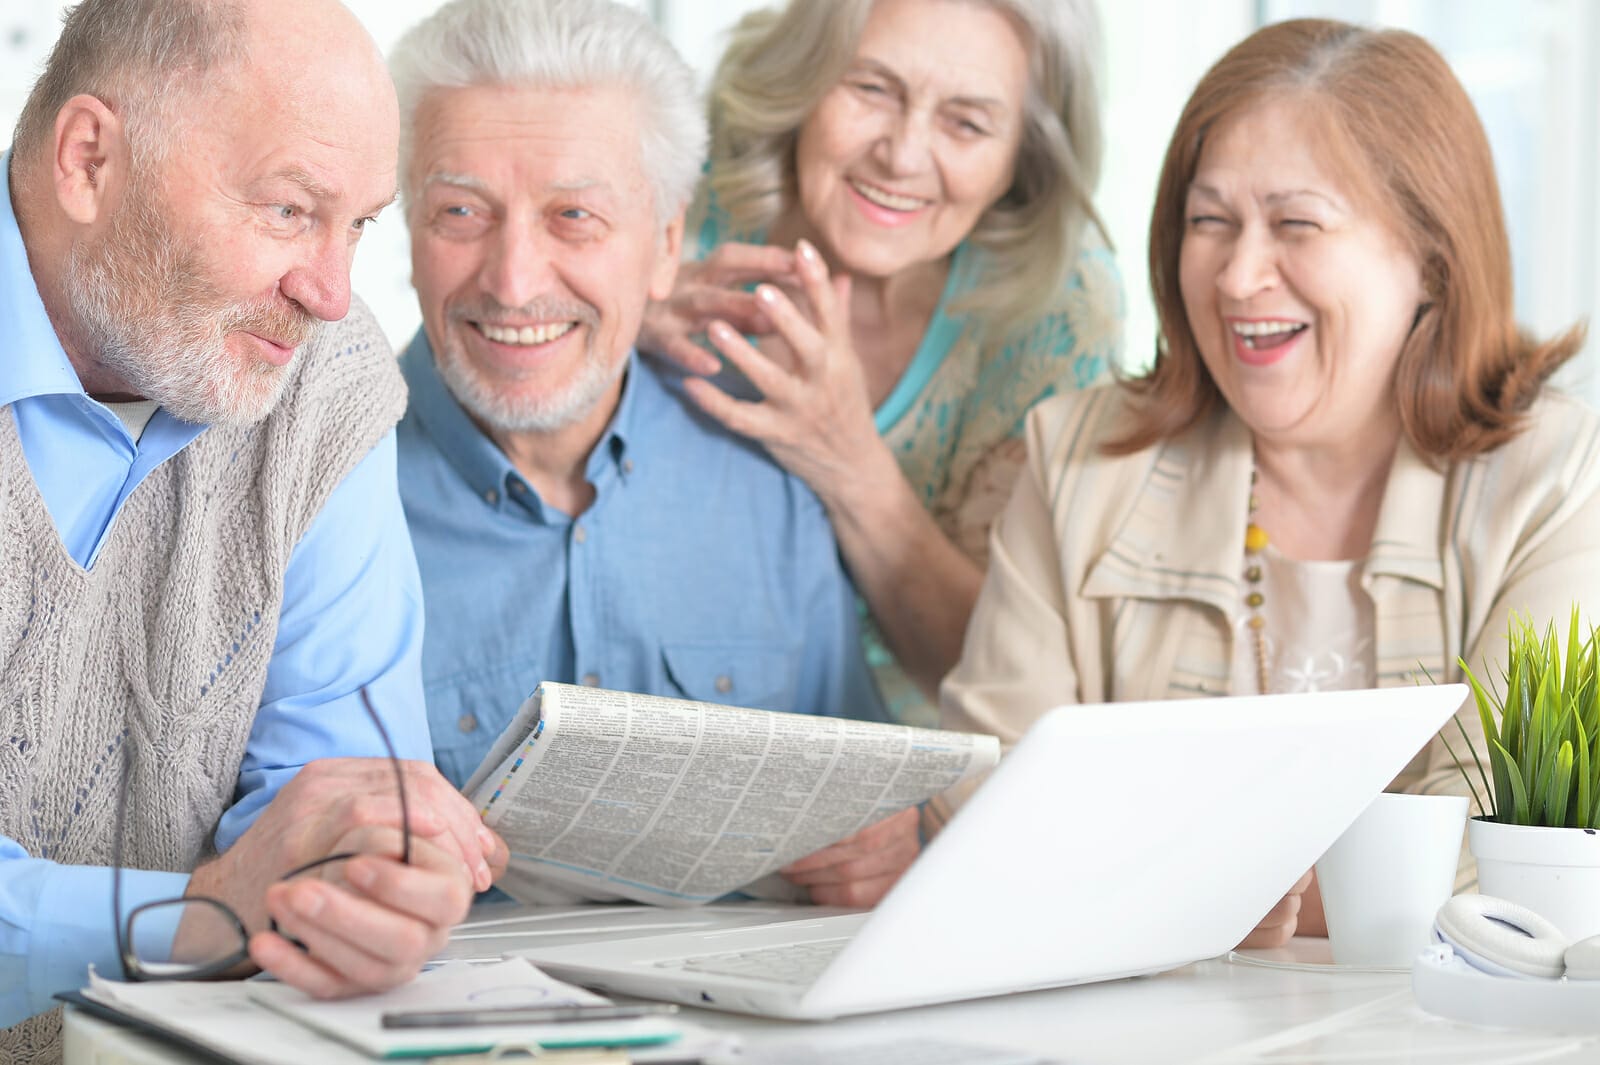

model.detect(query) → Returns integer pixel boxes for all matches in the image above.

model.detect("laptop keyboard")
[654,937,853,985]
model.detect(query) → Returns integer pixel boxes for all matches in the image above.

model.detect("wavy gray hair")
[390,0,706,224]
[12,0,247,178]
[701,0,1107,341]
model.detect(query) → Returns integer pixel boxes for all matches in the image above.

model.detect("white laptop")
[516,685,1468,1020]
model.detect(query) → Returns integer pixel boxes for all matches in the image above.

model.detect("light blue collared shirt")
[396,331,886,790]
[0,153,430,1025]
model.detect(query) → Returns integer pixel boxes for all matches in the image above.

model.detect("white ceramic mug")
[1315,793,1469,967]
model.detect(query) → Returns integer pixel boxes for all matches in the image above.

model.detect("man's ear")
[51,94,128,226]
[647,208,687,301]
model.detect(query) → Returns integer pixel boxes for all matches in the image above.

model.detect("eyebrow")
[1187,183,1346,210]
[422,172,487,198]
[424,173,616,199]
[268,166,396,217]
[1265,188,1343,209]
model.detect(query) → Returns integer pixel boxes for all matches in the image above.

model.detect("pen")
[381,1002,680,1028]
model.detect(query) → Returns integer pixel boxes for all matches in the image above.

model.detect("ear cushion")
[1433,894,1568,979]
[1564,935,1600,980]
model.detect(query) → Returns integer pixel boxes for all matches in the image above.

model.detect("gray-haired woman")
[642,0,1123,728]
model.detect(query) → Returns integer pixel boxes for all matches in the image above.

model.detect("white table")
[63,905,1600,1065]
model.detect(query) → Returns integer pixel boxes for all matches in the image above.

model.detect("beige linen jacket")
[936,384,1600,839]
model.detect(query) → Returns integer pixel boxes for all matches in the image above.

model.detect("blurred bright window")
[4,2,1594,395]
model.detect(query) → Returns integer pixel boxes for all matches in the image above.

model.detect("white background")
[2,1,1594,398]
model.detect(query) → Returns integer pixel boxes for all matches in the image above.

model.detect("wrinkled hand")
[780,807,921,908]
[684,239,889,505]
[1236,868,1315,949]
[639,241,797,375]
[186,758,508,994]
[250,825,473,998]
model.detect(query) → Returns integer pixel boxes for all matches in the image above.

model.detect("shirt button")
[714,675,733,694]
[484,488,499,505]
[573,525,588,544]
[510,481,527,495]
[581,672,601,687]
[622,459,635,474]
[458,713,479,733]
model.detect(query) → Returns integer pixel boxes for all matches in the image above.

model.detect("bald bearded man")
[0,1,505,1058]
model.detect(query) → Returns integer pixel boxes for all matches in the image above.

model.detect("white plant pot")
[1469,818,1600,940]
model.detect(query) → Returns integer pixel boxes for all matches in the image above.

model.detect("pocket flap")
[660,640,800,712]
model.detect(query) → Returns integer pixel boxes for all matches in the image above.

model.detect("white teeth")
[479,321,578,346]
[1230,320,1305,337]
[849,179,928,212]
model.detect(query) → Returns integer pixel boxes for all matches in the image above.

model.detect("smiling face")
[406,83,682,437]
[65,4,399,425]
[1178,98,1425,450]
[790,0,1029,279]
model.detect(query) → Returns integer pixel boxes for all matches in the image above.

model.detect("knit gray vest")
[0,297,406,1064]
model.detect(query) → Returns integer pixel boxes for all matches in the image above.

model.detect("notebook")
[514,685,1469,1019]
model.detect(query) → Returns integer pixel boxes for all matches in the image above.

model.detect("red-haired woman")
[937,19,1599,946]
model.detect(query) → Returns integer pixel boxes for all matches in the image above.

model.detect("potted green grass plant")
[1446,608,1600,939]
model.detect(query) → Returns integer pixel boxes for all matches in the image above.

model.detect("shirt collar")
[1081,402,1447,616]
[399,328,639,511]
[1081,402,1254,618]
[0,151,91,409]
[1364,437,1446,589]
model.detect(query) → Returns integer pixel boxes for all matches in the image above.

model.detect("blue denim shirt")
[396,331,887,788]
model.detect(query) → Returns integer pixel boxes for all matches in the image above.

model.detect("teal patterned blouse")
[693,201,1124,726]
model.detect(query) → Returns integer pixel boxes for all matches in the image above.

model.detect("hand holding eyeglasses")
[182,756,508,997]
[250,819,488,997]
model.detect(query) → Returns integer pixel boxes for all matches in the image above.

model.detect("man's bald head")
[12,0,390,177]
[10,0,400,425]
[12,0,245,173]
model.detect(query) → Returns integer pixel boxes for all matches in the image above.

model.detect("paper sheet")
[247,958,679,1057]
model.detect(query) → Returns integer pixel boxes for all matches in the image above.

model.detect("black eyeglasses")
[111,688,411,981]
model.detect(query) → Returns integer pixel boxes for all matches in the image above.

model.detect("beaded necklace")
[1243,465,1270,694]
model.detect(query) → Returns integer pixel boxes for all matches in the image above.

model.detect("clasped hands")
[185,757,508,998]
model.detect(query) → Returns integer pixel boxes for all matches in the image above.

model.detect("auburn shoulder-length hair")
[1112,18,1585,460]
[698,0,1107,346]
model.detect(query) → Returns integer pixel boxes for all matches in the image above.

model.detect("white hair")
[390,0,706,223]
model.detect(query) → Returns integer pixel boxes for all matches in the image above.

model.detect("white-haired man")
[1,0,504,1058]
[392,0,920,908]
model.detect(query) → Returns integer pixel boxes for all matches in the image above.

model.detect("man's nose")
[280,229,354,323]
[480,222,552,310]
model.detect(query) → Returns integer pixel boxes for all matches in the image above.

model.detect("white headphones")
[1433,895,1600,980]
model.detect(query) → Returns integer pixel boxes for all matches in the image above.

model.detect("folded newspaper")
[462,682,1000,906]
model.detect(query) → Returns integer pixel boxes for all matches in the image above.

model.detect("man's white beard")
[435,300,621,435]
[63,176,319,426]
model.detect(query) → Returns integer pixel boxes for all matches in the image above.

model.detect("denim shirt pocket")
[425,657,544,789]
[660,641,802,714]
